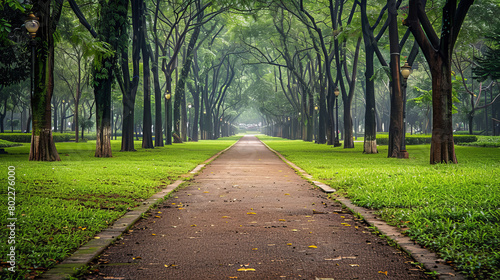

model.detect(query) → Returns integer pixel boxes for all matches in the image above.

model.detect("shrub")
[0,133,73,143]
[375,134,477,145]
[0,139,22,148]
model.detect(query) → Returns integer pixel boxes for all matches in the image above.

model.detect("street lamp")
[25,13,39,114]
[399,61,412,158]
[25,13,40,39]
[165,92,172,145]
[187,103,192,139]
[314,105,319,142]
[334,87,341,147]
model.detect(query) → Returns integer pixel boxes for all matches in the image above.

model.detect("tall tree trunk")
[360,0,380,153]
[363,44,378,153]
[140,0,153,149]
[387,0,404,158]
[121,0,139,152]
[94,0,127,157]
[151,0,163,147]
[29,0,60,161]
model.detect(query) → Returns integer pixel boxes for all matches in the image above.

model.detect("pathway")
[85,136,429,279]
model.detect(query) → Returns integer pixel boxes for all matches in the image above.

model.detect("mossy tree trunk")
[29,0,62,161]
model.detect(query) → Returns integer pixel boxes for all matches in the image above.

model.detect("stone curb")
[261,141,336,193]
[39,141,238,280]
[260,139,463,280]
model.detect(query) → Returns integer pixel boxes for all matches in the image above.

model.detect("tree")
[404,0,474,164]
[140,0,154,149]
[173,0,205,142]
[94,0,128,157]
[28,0,63,161]
[56,13,93,143]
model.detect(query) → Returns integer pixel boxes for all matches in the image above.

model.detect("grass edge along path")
[258,135,500,280]
[0,136,240,279]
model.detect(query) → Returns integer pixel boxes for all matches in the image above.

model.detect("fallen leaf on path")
[284,193,290,195]
[247,212,257,215]
[151,234,156,236]
[308,245,317,248]
[237,268,256,272]
[325,257,342,261]
[133,257,142,260]
[349,264,360,267]
[341,223,351,226]
[155,216,161,218]
[178,208,185,210]
[287,243,292,246]
[252,248,258,250]
[291,229,298,232]
[191,224,197,227]
[222,216,230,218]
[204,191,209,193]
[378,271,388,275]
[229,277,238,279]
[279,219,286,222]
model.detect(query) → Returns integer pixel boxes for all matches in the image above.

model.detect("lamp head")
[401,61,412,79]
[165,93,171,100]
[334,87,340,97]
[24,14,40,39]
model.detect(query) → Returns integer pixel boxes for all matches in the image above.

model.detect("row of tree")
[1,0,499,164]
[245,0,498,163]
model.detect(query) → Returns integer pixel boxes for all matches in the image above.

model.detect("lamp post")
[25,13,39,122]
[165,92,172,145]
[187,103,192,139]
[334,87,341,147]
[314,105,318,142]
[400,61,412,158]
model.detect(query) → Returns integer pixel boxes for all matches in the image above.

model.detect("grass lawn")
[0,136,240,279]
[259,135,499,280]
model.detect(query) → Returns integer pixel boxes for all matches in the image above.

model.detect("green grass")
[0,136,240,279]
[259,135,500,280]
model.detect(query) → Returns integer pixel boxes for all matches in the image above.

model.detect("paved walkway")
[85,136,429,279]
